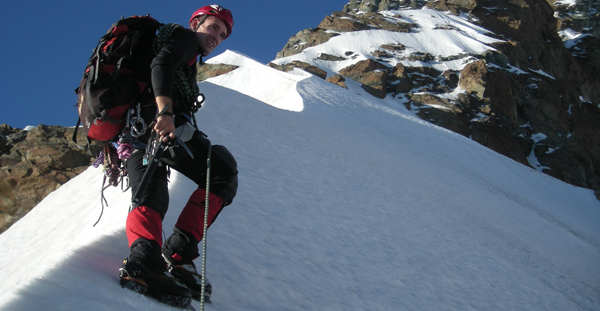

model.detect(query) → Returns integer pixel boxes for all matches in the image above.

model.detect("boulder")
[326,75,348,89]
[459,60,488,99]
[339,59,389,98]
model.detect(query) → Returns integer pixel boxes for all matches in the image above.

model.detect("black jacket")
[150,28,200,113]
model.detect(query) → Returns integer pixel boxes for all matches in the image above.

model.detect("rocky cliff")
[0,124,96,233]
[271,0,600,198]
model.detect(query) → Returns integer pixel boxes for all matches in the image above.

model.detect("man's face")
[196,16,228,56]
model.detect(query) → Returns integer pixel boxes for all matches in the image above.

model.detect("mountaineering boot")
[119,257,193,309]
[163,228,212,302]
[163,254,212,302]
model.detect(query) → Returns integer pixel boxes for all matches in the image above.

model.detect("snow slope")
[1,50,599,311]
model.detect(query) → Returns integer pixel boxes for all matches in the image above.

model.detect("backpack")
[73,15,161,150]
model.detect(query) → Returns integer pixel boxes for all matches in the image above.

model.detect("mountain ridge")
[268,0,600,198]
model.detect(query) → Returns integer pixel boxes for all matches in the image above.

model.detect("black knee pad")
[210,145,238,206]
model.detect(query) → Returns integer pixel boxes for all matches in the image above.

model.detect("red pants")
[126,188,225,247]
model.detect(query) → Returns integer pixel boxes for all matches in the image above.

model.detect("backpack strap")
[72,117,92,151]
[153,23,201,112]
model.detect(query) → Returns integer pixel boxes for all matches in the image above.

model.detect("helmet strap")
[192,15,209,32]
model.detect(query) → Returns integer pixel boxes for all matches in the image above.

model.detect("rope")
[92,144,122,227]
[200,142,212,310]
[153,23,200,111]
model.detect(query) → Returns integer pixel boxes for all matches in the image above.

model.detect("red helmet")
[190,5,234,39]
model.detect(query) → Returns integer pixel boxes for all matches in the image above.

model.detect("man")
[119,5,238,305]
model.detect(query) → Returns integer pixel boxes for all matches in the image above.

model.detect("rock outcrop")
[339,59,389,98]
[268,61,327,79]
[0,124,96,233]
[196,63,239,82]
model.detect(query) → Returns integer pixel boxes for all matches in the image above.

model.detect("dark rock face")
[452,0,600,192]
[0,124,95,233]
[272,0,600,197]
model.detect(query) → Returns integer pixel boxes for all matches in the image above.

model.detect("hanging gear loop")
[129,103,147,138]
[131,133,172,209]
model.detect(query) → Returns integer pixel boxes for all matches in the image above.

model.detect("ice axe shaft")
[131,137,170,207]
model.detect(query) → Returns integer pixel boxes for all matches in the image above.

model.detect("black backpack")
[73,15,161,150]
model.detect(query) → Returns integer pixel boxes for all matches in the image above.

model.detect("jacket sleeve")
[150,28,199,99]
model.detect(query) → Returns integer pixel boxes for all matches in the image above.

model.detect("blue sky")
[0,0,347,129]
